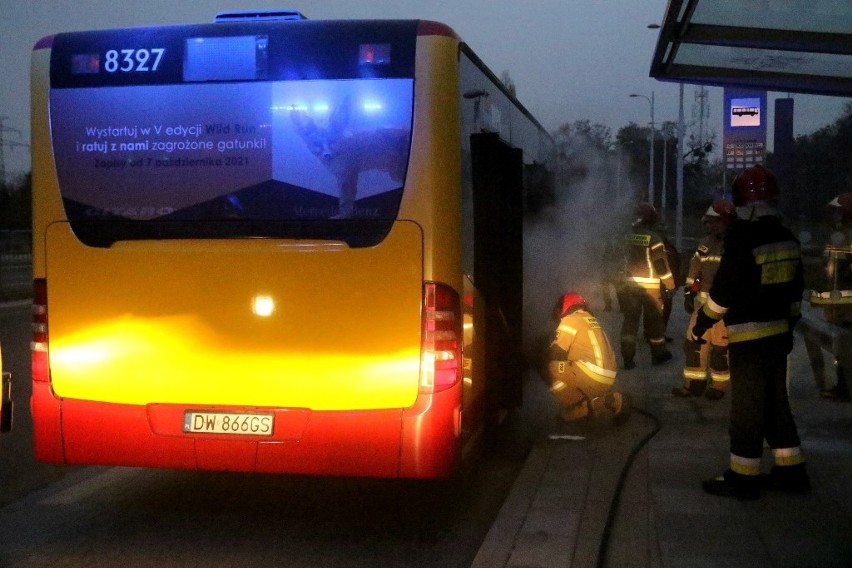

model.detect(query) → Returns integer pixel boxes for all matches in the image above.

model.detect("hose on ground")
[596,406,662,568]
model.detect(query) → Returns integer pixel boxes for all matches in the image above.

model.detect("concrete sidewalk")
[473,303,852,568]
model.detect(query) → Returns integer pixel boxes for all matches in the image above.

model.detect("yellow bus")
[30,11,555,478]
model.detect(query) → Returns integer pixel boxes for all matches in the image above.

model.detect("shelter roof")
[649,0,852,96]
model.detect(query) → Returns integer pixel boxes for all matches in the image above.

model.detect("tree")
[499,70,516,98]
[615,122,651,201]
[554,120,612,156]
[0,172,31,230]
[616,120,721,221]
[787,102,852,221]
[553,120,613,192]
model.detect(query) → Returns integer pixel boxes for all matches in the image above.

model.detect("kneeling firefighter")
[545,292,629,424]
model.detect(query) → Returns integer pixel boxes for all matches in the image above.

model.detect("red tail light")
[421,282,462,393]
[32,279,49,383]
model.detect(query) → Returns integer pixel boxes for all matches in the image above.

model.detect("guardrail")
[0,230,31,301]
[797,306,852,368]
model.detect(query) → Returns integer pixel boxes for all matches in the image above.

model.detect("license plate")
[184,411,274,436]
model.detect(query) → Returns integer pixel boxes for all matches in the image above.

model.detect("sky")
[1,0,849,178]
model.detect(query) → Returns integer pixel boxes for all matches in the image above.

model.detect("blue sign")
[723,88,767,171]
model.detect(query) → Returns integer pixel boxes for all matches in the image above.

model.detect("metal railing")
[0,230,31,300]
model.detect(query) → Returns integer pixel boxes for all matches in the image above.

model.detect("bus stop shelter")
[648,0,852,96]
[647,0,852,383]
[645,0,851,248]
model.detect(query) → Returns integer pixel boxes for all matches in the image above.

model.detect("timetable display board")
[723,88,767,171]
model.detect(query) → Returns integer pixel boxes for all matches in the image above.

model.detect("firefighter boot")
[820,365,851,401]
[703,387,725,400]
[702,469,760,500]
[651,346,673,365]
[672,380,706,397]
[761,463,811,493]
[560,399,592,422]
[605,392,631,426]
[621,336,637,371]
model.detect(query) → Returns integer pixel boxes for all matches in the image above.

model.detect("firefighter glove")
[548,344,569,361]
[688,325,707,344]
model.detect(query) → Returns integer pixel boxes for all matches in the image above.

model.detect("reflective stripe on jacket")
[623,225,675,291]
[549,309,618,386]
[685,235,723,302]
[696,215,804,344]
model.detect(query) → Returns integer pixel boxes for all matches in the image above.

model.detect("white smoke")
[523,145,640,360]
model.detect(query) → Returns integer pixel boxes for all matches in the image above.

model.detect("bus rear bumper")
[31,382,462,478]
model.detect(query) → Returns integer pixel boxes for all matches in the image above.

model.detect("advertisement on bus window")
[49,79,413,222]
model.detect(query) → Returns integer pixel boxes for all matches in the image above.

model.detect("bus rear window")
[50,78,413,246]
[48,22,416,247]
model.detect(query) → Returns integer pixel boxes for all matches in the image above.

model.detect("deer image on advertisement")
[290,96,409,218]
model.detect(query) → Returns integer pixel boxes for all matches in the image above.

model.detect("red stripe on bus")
[33,35,55,50]
[417,20,458,39]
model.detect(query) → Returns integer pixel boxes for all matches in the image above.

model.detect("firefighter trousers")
[620,284,667,362]
[804,319,851,397]
[682,309,730,390]
[728,334,803,462]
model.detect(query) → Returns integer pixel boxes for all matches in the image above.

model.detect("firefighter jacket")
[808,226,852,324]
[547,308,618,394]
[623,223,676,295]
[664,237,683,288]
[697,214,803,344]
[685,234,724,307]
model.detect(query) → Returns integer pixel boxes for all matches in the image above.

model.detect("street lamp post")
[676,84,685,251]
[644,23,683,250]
[661,136,667,222]
[630,91,655,207]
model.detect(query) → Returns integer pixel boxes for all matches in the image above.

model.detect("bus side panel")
[394,31,465,479]
[398,35,462,285]
[31,46,65,277]
[399,386,461,478]
[31,383,64,463]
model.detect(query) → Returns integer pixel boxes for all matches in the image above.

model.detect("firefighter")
[545,292,629,424]
[674,199,736,400]
[620,202,675,369]
[806,192,852,401]
[693,164,809,500]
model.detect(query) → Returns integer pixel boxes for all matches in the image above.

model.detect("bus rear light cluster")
[32,279,50,383]
[420,282,462,393]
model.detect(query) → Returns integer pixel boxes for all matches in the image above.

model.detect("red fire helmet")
[827,192,852,225]
[634,202,658,224]
[704,198,737,222]
[828,192,852,212]
[731,164,779,206]
[557,292,587,319]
